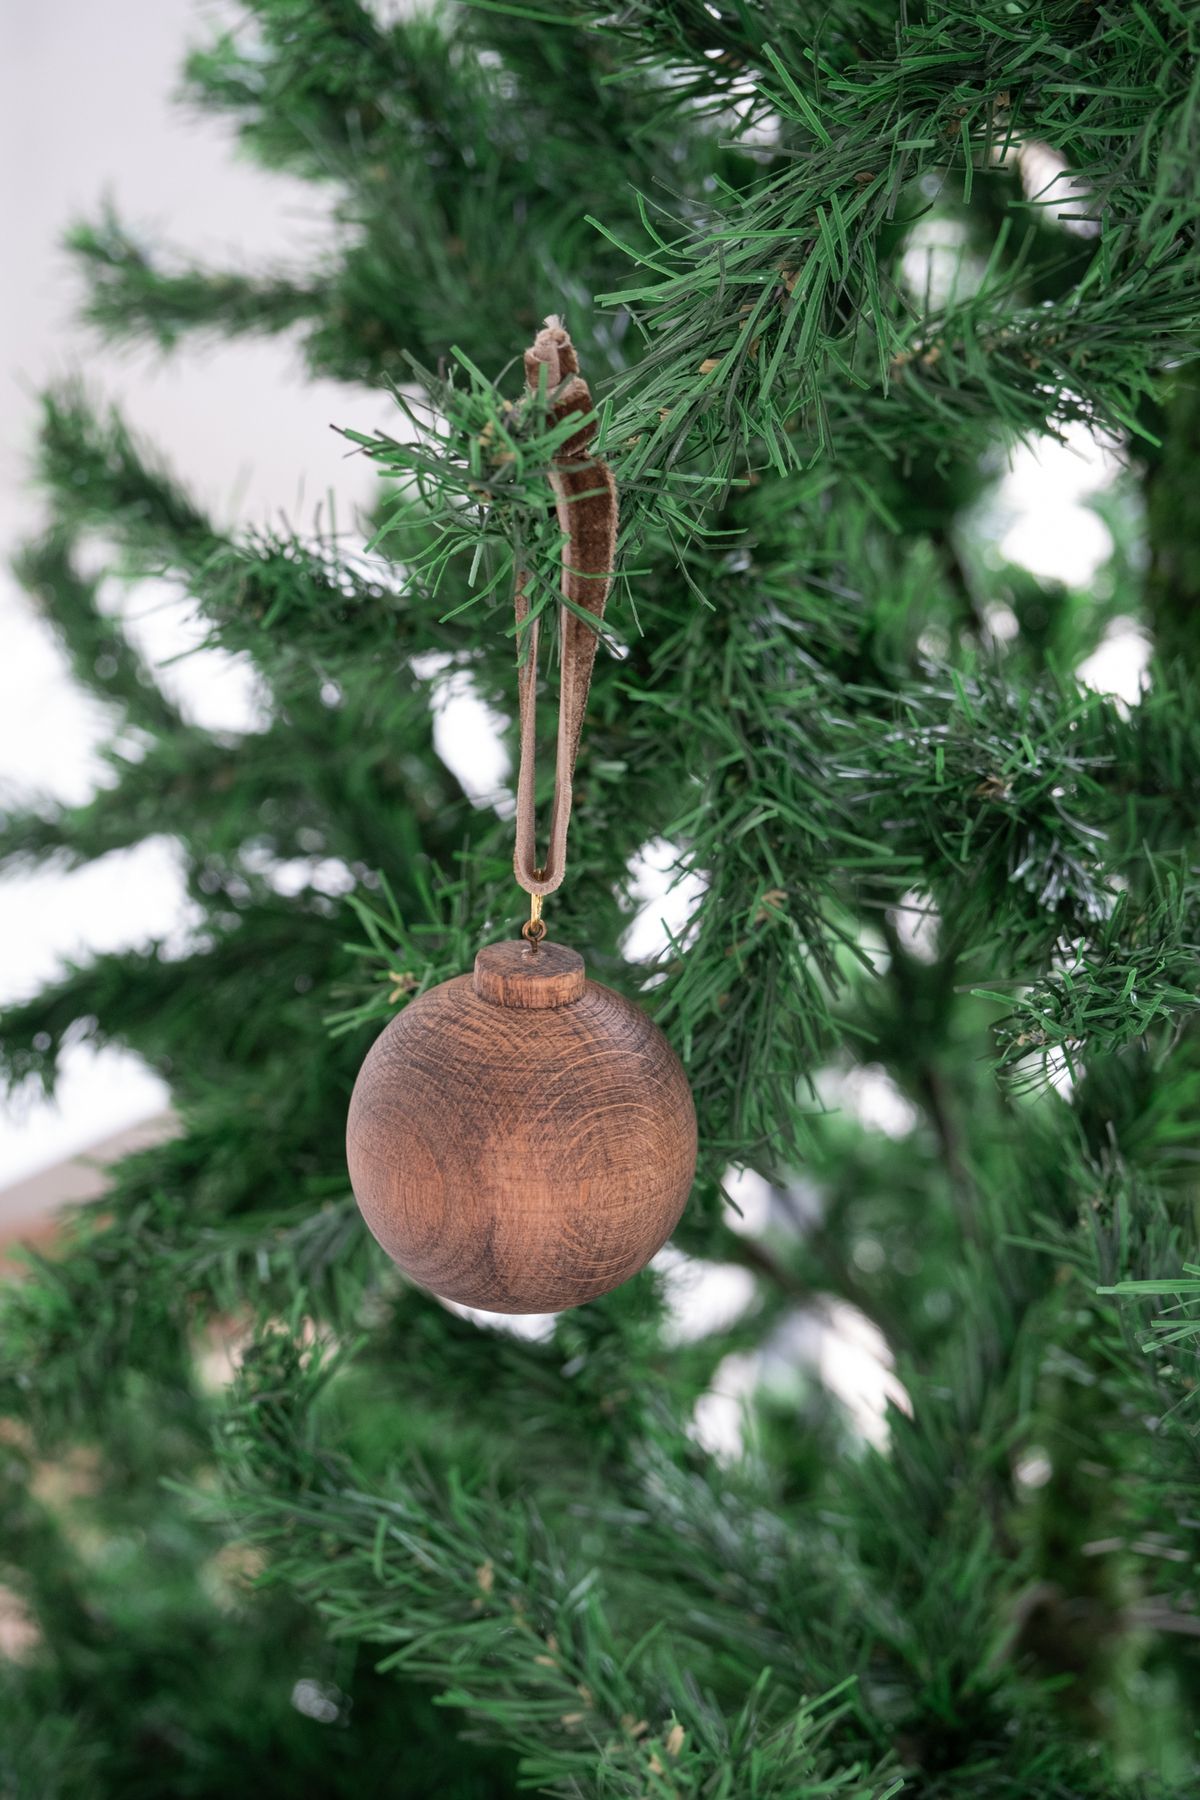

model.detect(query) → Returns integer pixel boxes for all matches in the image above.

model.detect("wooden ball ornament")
[346,939,697,1314]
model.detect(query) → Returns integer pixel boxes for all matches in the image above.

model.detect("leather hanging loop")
[513,318,617,899]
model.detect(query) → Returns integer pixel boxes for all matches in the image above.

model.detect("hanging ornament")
[347,318,696,1314]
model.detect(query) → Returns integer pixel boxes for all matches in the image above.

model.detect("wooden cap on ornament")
[472,940,585,1009]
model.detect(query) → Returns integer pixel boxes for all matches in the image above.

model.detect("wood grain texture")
[346,940,696,1314]
[471,939,585,1009]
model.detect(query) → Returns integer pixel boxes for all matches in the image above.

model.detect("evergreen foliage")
[3,1,1200,1792]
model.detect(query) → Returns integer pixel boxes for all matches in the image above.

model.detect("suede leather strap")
[513,319,617,898]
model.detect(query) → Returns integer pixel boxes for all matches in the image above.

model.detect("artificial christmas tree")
[3,2,1200,1794]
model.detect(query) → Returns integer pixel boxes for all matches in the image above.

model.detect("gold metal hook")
[521,882,547,950]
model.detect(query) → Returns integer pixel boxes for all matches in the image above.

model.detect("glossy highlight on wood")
[346,940,697,1314]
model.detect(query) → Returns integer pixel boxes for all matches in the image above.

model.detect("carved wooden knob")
[346,940,696,1313]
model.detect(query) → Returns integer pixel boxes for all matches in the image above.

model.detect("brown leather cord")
[513,318,617,901]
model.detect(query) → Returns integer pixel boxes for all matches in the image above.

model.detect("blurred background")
[0,1,1146,1363]
[0,1,399,1239]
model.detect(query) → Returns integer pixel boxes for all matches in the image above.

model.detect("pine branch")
[13,529,185,739]
[214,1329,897,1800]
[68,209,319,352]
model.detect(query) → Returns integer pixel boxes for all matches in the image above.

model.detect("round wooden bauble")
[346,940,697,1314]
